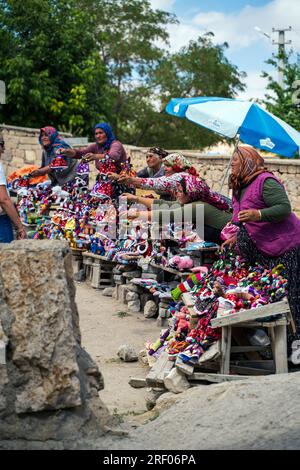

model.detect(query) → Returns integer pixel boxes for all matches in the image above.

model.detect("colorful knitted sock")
[171,272,204,301]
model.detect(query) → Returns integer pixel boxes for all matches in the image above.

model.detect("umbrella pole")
[219,134,240,195]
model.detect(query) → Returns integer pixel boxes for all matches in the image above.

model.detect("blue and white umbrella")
[166,96,300,158]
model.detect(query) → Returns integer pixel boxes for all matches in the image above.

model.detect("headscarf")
[229,146,269,194]
[148,147,169,159]
[39,126,70,157]
[177,174,232,211]
[163,153,198,176]
[94,122,116,151]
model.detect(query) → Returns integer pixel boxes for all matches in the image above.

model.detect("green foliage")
[262,51,300,133]
[0,0,246,148]
[0,0,109,135]
[122,33,246,149]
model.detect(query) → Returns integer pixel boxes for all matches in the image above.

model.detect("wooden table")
[181,294,295,380]
[149,261,191,279]
[180,245,219,265]
[210,299,294,375]
[82,251,115,288]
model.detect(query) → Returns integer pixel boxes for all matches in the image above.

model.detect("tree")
[94,0,177,135]
[0,0,109,135]
[262,51,300,133]
[0,1,246,149]
[117,33,246,149]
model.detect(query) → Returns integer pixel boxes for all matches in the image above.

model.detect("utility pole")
[0,81,5,104]
[272,27,292,88]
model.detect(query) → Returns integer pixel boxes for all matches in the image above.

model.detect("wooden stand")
[82,252,114,289]
[180,245,219,266]
[181,294,293,382]
[71,248,84,274]
[210,299,292,376]
[150,261,191,280]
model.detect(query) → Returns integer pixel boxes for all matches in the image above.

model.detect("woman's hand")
[29,170,39,177]
[107,172,120,181]
[59,148,76,157]
[120,193,138,203]
[221,234,237,251]
[238,209,261,223]
[16,226,27,240]
[118,175,134,185]
[84,153,101,162]
[29,169,44,177]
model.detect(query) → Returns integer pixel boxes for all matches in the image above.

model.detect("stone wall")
[1,124,300,215]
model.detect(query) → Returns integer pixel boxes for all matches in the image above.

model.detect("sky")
[149,0,300,100]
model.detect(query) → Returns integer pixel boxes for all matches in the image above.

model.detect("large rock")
[144,300,158,318]
[106,372,300,450]
[126,292,139,302]
[117,345,138,362]
[0,240,111,444]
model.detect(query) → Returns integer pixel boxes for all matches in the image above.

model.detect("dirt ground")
[75,282,160,418]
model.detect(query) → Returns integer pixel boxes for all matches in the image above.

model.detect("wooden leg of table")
[221,326,232,374]
[268,326,276,370]
[274,325,288,374]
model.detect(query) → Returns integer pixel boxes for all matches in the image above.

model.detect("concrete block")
[25,150,37,163]
[164,368,190,394]
[126,292,139,302]
[127,299,141,312]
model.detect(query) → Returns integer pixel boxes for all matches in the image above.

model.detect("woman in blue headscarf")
[30,126,78,187]
[62,122,129,199]
[63,122,127,172]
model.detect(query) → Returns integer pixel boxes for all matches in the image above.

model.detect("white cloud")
[149,0,176,10]
[164,22,202,51]
[236,71,271,101]
[158,0,300,101]
[165,0,300,52]
[192,0,300,51]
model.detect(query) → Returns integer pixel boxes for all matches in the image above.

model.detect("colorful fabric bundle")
[171,272,204,301]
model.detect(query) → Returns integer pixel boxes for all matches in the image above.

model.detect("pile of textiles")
[13,177,163,265]
[147,249,288,364]
[7,166,48,189]
[131,278,176,298]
